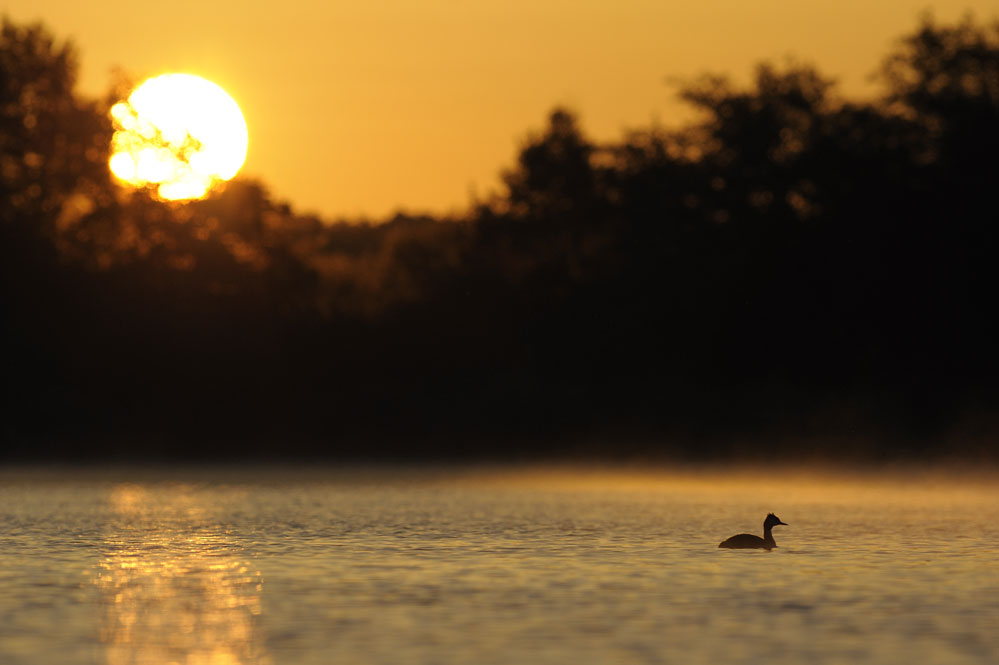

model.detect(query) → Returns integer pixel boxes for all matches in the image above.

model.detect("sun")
[108,73,248,200]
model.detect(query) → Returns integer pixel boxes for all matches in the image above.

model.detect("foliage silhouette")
[1,14,997,459]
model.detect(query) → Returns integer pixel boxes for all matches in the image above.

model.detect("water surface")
[1,466,997,664]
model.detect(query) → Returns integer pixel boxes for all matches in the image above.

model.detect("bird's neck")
[763,524,777,547]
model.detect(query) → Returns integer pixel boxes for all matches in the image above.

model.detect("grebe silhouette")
[718,513,787,550]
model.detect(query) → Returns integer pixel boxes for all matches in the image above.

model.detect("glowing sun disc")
[109,73,248,200]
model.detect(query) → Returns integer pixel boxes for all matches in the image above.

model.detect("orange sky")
[7,1,996,219]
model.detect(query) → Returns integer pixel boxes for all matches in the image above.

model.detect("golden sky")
[7,1,995,219]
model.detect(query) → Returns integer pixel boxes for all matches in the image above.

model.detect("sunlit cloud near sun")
[109,73,248,200]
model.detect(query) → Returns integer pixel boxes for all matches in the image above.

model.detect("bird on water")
[718,513,787,550]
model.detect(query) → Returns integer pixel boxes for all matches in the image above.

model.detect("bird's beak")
[778,520,788,526]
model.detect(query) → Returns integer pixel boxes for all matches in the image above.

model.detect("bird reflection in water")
[95,483,269,665]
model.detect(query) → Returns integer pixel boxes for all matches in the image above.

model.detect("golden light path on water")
[1,467,991,665]
[96,483,267,665]
[109,74,248,200]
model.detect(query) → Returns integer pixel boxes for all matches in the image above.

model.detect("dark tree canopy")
[0,19,112,235]
[502,109,603,220]
[2,14,998,460]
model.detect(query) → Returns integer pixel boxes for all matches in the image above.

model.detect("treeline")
[2,15,997,460]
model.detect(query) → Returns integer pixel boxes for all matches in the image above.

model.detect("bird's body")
[718,513,787,550]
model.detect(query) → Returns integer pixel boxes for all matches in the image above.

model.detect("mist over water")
[1,466,997,665]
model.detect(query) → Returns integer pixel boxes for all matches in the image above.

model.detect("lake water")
[1,465,997,665]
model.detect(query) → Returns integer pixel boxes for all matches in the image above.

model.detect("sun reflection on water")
[96,484,269,665]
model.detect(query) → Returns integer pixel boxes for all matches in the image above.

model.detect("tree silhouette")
[502,108,607,220]
[1,13,998,459]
